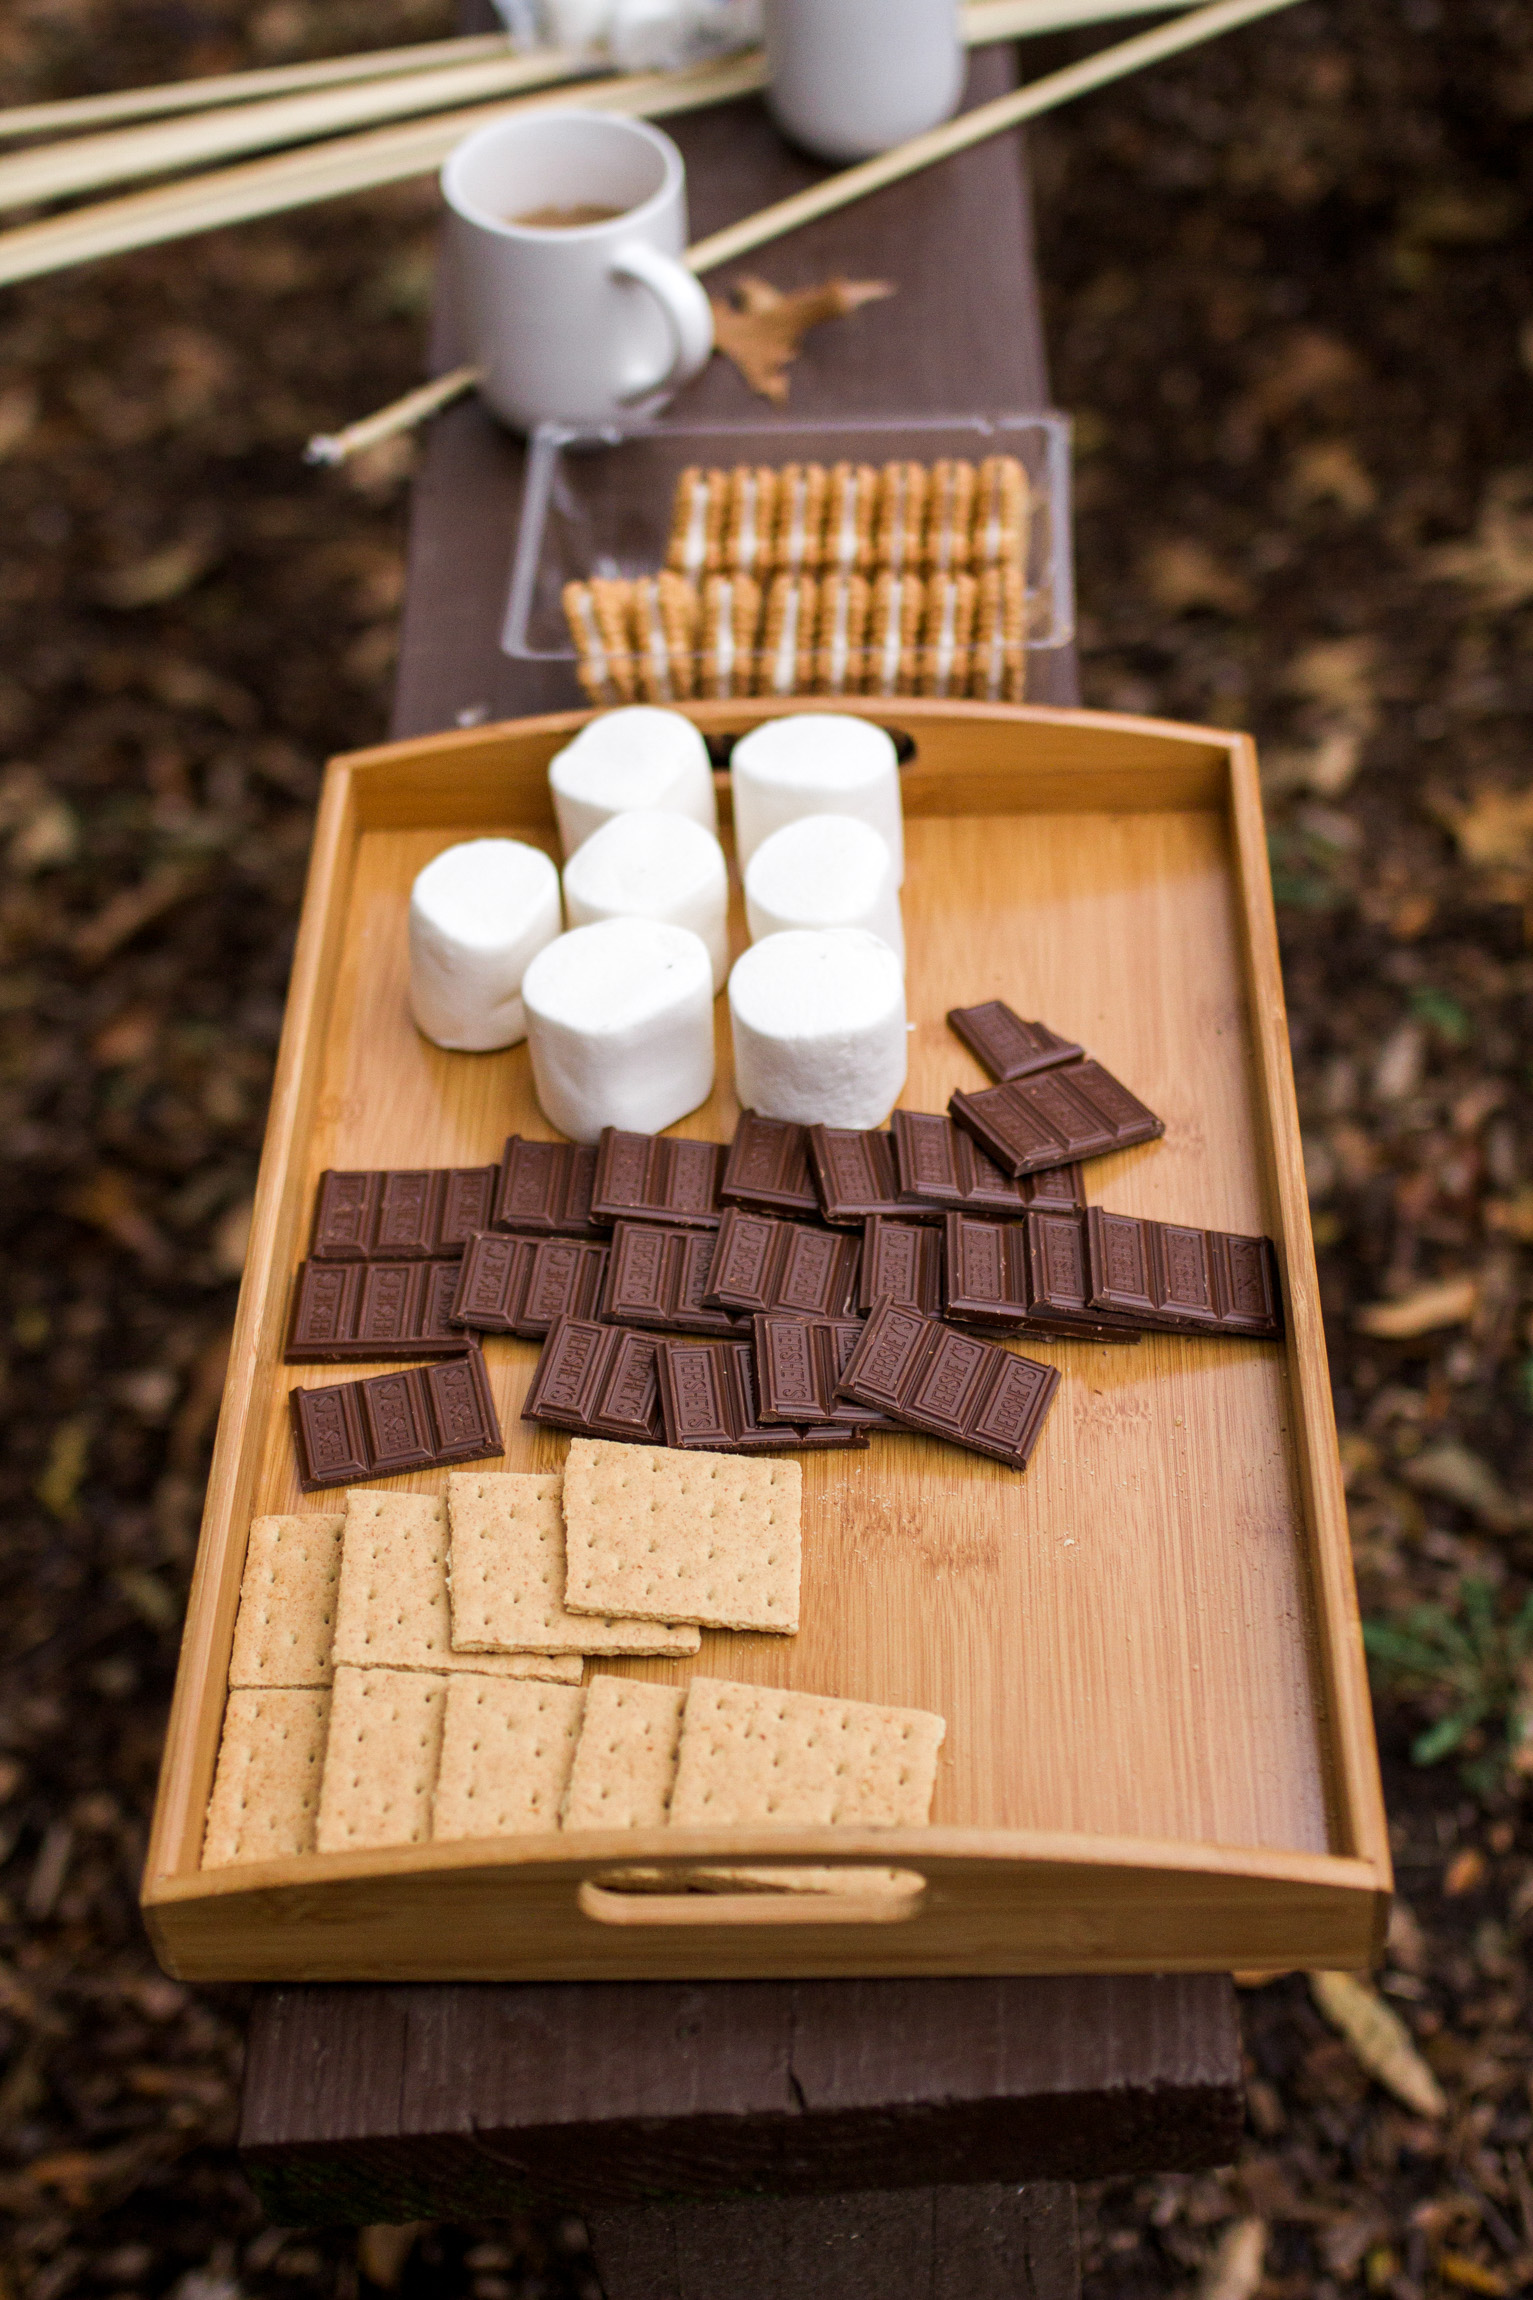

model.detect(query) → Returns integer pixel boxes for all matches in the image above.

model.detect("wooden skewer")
[688,0,1308,274]
[305,363,484,466]
[0,33,515,143]
[0,49,593,212]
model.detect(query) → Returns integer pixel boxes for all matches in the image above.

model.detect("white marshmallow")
[408,838,561,1052]
[728,928,907,1130]
[549,706,717,858]
[744,813,904,968]
[562,809,730,993]
[730,713,904,882]
[522,917,716,1143]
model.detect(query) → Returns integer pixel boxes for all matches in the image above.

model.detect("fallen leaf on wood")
[710,274,895,402]
[1197,2218,1267,2300]
[1308,1970,1446,2117]
[1354,1274,1478,1338]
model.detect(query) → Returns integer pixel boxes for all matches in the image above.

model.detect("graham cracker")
[202,1687,330,1868]
[446,1471,699,1658]
[561,1675,686,1830]
[333,1490,580,1683]
[432,1676,587,1841]
[668,1679,945,1828]
[315,1663,446,1853]
[562,1439,801,1634]
[229,1513,344,1687]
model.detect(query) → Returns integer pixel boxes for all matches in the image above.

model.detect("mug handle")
[609,241,715,401]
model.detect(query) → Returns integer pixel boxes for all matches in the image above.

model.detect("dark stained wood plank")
[583,2181,1078,2300]
[391,44,1077,739]
[240,1975,1241,2223]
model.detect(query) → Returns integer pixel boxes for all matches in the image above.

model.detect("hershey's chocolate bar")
[703,1209,862,1320]
[891,1109,1084,1218]
[943,1212,1141,1343]
[591,1128,727,1230]
[491,1136,601,1238]
[719,1111,820,1219]
[1086,1208,1282,1338]
[600,1221,743,1338]
[522,1316,665,1444]
[289,1349,503,1490]
[950,1061,1165,1177]
[285,1257,465,1362]
[752,1314,897,1431]
[946,1002,1084,1082]
[451,1232,609,1338]
[309,1166,495,1261]
[860,1216,945,1316]
[805,1125,907,1225]
[656,1336,865,1453]
[836,1297,1060,1470]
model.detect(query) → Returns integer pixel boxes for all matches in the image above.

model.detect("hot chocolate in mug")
[441,111,714,431]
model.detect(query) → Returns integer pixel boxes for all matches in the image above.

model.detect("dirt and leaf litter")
[3,0,1533,2293]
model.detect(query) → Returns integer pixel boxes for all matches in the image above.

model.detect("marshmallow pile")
[406,704,909,1136]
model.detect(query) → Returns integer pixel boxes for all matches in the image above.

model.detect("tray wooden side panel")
[145,703,1389,1981]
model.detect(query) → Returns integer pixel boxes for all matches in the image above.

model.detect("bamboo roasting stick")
[304,362,484,465]
[0,48,591,212]
[0,55,764,292]
[0,34,515,144]
[687,0,1307,274]
[0,0,1199,212]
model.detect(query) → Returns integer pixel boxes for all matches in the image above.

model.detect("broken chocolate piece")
[942,1211,1140,1343]
[835,1296,1060,1470]
[891,1109,1084,1218]
[591,1128,728,1230]
[950,1061,1165,1177]
[805,1125,906,1225]
[309,1166,496,1260]
[289,1349,503,1490]
[491,1136,601,1238]
[720,1110,820,1219]
[522,1316,666,1444]
[752,1313,897,1431]
[285,1257,465,1362]
[600,1221,744,1338]
[860,1216,945,1316]
[656,1336,865,1452]
[450,1232,610,1338]
[703,1208,862,1320]
[1086,1208,1282,1338]
[946,1002,1084,1081]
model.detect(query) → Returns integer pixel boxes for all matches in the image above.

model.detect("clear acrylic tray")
[501,411,1074,674]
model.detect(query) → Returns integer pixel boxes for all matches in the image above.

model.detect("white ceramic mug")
[441,111,714,432]
[763,0,964,162]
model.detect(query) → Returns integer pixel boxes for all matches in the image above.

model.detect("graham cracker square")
[432,1676,587,1841]
[446,1471,699,1657]
[202,1687,330,1868]
[561,1439,801,1634]
[315,1663,446,1853]
[668,1679,945,1828]
[229,1513,344,1687]
[332,1489,580,1683]
[561,1675,686,1830]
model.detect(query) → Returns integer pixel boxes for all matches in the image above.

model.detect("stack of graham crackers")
[564,455,1028,707]
[203,1439,944,1866]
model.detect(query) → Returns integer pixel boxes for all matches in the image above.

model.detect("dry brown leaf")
[1354,1274,1478,1338]
[1437,2255,1508,2297]
[1434,782,1533,876]
[1143,538,1253,616]
[72,859,201,966]
[97,528,221,610]
[1308,1971,1445,2117]
[710,274,895,403]
[1486,1188,1533,1241]
[61,1167,171,1269]
[1288,439,1377,517]
[1197,2218,1268,2300]
[1403,1442,1523,1532]
[1423,470,1533,609]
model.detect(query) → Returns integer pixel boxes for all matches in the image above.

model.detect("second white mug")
[763,0,964,161]
[441,110,715,432]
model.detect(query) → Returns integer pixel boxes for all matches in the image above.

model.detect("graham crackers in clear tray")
[564,454,1030,707]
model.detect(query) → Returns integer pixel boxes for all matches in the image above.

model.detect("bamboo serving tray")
[142,699,1391,1983]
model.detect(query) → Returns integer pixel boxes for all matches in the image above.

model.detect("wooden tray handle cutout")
[577,1868,928,1928]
